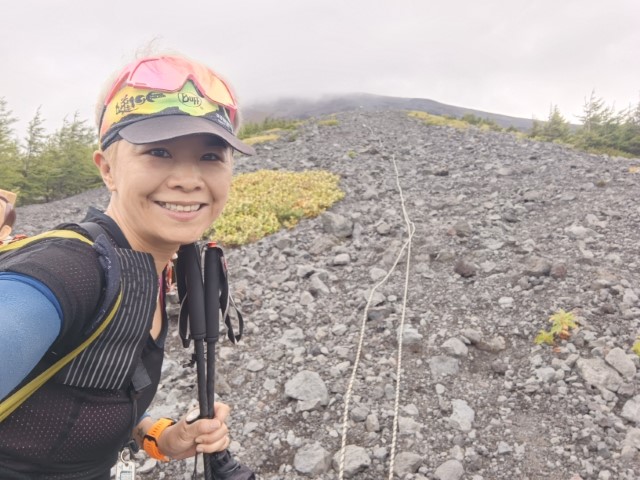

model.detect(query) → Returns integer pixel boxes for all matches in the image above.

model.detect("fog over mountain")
[244,93,536,131]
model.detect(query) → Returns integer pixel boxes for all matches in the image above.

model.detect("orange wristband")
[143,418,175,461]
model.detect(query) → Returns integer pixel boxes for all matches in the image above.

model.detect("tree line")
[529,92,640,157]
[1,92,639,207]
[0,99,101,206]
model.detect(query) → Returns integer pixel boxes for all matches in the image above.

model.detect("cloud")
[1,0,638,137]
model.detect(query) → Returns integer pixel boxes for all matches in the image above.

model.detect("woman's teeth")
[160,202,201,212]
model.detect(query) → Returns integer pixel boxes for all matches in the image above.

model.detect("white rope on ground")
[337,131,415,479]
[386,157,415,479]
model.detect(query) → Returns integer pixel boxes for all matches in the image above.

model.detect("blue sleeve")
[0,272,63,400]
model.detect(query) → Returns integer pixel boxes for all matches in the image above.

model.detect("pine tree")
[18,108,49,202]
[529,105,570,143]
[0,98,22,194]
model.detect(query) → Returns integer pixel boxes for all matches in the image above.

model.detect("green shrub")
[243,134,280,145]
[318,118,339,127]
[238,118,299,139]
[408,111,469,130]
[205,170,345,246]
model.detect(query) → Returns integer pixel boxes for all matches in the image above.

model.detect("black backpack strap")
[78,221,108,243]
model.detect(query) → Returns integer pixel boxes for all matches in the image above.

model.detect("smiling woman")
[96,134,234,257]
[0,54,255,479]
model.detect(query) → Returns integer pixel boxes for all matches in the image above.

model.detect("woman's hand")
[157,402,231,460]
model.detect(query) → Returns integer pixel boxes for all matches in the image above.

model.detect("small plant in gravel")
[535,309,579,346]
[347,150,357,159]
[633,338,640,357]
[205,170,344,246]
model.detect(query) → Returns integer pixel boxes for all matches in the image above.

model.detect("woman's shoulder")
[0,231,105,334]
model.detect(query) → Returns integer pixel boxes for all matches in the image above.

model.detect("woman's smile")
[156,201,205,213]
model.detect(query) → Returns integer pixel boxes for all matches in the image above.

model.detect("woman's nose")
[167,159,205,191]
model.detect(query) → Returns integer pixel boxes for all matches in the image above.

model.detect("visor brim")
[118,115,256,156]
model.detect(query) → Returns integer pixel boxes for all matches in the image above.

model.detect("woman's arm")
[0,272,62,399]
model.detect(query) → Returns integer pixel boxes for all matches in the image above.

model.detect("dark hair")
[0,195,16,229]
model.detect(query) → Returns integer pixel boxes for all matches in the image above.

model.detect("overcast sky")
[1,0,638,138]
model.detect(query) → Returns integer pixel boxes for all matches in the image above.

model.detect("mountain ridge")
[244,92,535,131]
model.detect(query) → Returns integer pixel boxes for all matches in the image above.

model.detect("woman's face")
[95,134,233,253]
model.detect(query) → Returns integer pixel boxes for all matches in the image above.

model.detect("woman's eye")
[202,152,223,162]
[148,148,170,158]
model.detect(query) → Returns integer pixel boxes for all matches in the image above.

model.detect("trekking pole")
[178,243,214,480]
[203,243,256,479]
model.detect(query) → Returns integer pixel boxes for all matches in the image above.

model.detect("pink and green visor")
[99,56,255,155]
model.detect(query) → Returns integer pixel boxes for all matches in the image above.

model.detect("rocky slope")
[15,110,640,480]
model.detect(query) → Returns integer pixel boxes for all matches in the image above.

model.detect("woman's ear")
[93,150,116,192]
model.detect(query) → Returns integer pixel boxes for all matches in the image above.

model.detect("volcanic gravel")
[15,110,640,480]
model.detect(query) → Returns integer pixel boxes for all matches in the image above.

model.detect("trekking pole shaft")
[204,246,221,418]
[180,243,214,480]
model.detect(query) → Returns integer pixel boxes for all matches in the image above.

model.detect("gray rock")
[284,371,329,411]
[246,359,264,372]
[296,265,315,278]
[550,262,568,279]
[278,327,305,347]
[138,458,157,474]
[369,267,387,281]
[309,274,330,295]
[623,288,639,306]
[476,336,507,352]
[350,405,369,422]
[565,224,594,239]
[294,442,332,476]
[365,414,381,432]
[621,395,640,424]
[454,258,477,278]
[449,399,475,432]
[442,338,469,357]
[434,459,464,480]
[376,222,391,235]
[576,357,623,392]
[498,297,514,309]
[332,445,371,478]
[399,326,424,347]
[497,441,512,454]
[623,428,640,449]
[393,452,422,476]
[450,221,472,237]
[605,347,637,380]
[299,290,314,305]
[333,253,351,266]
[460,329,483,344]
[321,212,353,238]
[398,416,421,434]
[523,256,552,277]
[535,367,556,383]
[429,356,460,377]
